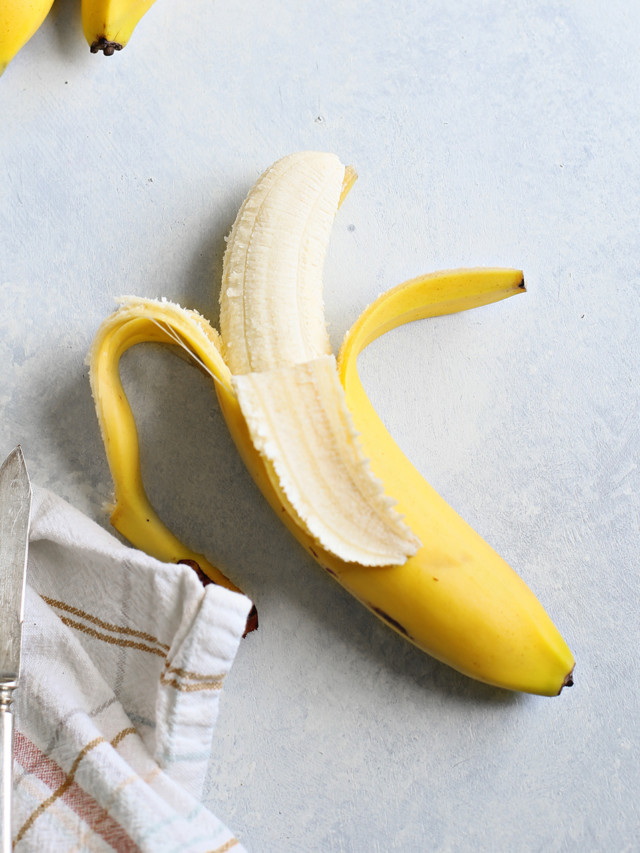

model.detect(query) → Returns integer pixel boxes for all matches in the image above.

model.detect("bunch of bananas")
[0,0,157,74]
[89,152,575,696]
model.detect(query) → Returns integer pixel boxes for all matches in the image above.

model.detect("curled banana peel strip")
[88,299,239,587]
[89,151,575,695]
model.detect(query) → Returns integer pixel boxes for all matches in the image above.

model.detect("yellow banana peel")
[81,0,157,54]
[0,0,55,75]
[0,0,158,67]
[88,152,575,696]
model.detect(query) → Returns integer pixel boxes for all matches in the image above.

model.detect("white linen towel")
[11,485,252,852]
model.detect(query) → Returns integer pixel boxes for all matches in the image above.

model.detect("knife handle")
[0,685,15,853]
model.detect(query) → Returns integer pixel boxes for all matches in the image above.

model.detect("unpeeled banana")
[0,0,55,75]
[89,151,575,696]
[81,0,157,54]
[0,0,158,70]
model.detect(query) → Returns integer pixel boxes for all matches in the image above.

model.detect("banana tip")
[178,558,258,636]
[559,668,575,694]
[243,604,259,637]
[90,37,124,55]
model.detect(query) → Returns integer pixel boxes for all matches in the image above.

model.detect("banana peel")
[0,0,55,75]
[88,153,575,696]
[82,0,157,54]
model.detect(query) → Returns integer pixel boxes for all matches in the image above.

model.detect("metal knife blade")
[0,447,32,684]
[0,446,31,853]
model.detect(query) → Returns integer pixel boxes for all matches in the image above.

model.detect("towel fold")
[12,486,251,852]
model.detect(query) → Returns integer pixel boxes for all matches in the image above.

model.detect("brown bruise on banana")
[308,543,413,638]
[369,606,413,640]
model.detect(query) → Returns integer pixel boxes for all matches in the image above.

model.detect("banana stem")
[89,37,123,54]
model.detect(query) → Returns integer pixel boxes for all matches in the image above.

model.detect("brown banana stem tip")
[90,37,124,55]
[178,559,258,637]
[560,669,575,693]
[243,605,259,637]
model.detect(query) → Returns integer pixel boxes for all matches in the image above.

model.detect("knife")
[0,447,31,853]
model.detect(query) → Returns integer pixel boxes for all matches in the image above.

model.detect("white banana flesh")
[220,151,343,374]
[220,152,420,567]
[233,356,420,566]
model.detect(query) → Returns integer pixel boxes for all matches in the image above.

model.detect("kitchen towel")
[11,485,252,852]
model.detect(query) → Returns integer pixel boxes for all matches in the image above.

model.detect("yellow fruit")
[0,0,55,75]
[88,153,575,695]
[81,0,157,54]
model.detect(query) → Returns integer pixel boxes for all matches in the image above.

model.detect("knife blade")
[0,446,32,853]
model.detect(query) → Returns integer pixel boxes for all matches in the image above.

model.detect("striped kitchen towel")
[11,485,252,852]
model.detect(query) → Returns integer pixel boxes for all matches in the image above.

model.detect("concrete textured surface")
[1,1,638,850]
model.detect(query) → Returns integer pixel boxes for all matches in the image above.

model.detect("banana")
[88,152,575,695]
[0,0,55,76]
[81,0,157,54]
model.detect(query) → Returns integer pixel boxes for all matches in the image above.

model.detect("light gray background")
[1,1,638,851]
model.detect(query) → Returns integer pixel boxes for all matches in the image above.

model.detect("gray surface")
[1,1,639,851]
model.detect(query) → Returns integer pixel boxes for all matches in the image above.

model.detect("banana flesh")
[0,0,55,75]
[233,356,419,566]
[88,152,575,695]
[220,152,418,566]
[220,151,343,374]
[81,0,157,54]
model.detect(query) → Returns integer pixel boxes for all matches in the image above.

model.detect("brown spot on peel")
[370,606,412,640]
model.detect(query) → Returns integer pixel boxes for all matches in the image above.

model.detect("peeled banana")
[81,0,157,54]
[89,151,575,696]
[0,0,55,75]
